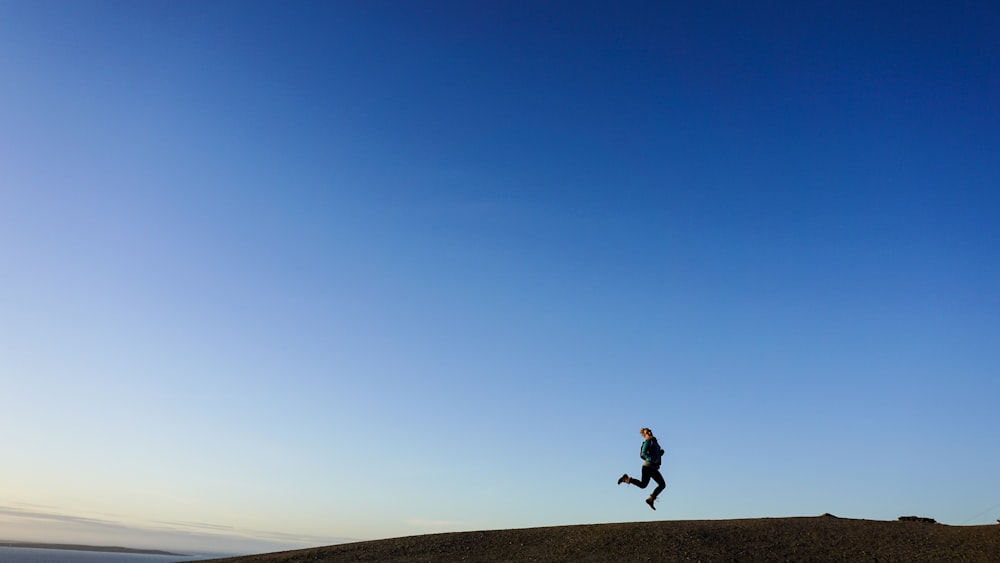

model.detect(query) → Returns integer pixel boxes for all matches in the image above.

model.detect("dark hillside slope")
[198,515,1000,562]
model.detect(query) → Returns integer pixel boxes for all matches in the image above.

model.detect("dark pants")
[630,465,665,498]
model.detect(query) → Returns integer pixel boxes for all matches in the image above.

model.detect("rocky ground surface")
[195,514,1000,562]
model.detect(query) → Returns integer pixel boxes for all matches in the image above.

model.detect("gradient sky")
[2,0,998,555]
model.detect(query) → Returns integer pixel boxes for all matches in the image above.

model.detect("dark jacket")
[640,437,662,467]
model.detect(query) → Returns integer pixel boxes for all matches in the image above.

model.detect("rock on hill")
[197,515,1000,562]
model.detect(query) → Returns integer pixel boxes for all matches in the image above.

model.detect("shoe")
[617,474,629,485]
[645,496,656,510]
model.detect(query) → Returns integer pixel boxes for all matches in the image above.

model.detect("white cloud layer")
[0,502,353,556]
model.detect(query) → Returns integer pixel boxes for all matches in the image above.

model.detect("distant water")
[0,546,228,563]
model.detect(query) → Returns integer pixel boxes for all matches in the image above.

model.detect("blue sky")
[2,0,998,555]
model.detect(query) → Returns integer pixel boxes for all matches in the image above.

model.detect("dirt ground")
[196,514,1000,562]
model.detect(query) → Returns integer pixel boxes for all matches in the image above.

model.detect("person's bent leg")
[629,465,653,489]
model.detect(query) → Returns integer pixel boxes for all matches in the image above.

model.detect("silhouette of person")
[617,427,666,510]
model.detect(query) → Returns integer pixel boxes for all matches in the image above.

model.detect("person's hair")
[640,427,653,436]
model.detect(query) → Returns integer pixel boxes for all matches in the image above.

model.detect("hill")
[196,515,999,562]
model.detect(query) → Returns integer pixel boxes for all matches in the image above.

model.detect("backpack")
[649,438,664,465]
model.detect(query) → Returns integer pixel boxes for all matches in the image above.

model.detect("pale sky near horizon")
[2,0,999,555]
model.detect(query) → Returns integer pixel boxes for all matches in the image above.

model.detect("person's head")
[640,427,653,439]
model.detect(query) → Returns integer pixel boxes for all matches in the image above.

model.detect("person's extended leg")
[650,468,666,499]
[641,467,666,510]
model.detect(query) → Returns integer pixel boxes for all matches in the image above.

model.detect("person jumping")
[617,427,666,510]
